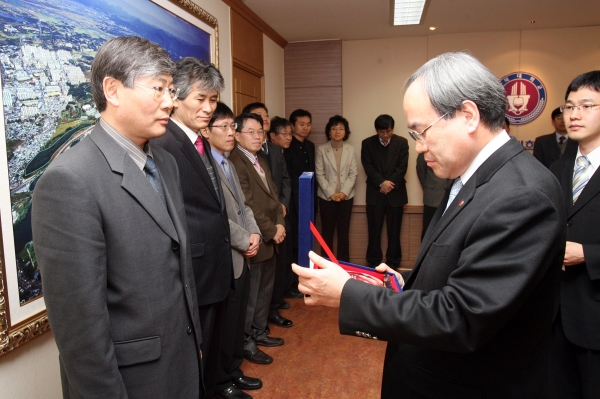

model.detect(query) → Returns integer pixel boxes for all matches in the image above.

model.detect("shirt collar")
[555,132,569,142]
[171,117,200,145]
[460,130,510,185]
[211,148,225,166]
[237,145,259,164]
[576,144,600,175]
[100,118,150,170]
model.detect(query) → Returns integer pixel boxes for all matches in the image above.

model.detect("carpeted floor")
[240,297,387,398]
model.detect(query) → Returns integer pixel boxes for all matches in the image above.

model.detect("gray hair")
[91,36,176,112]
[173,57,224,99]
[405,52,507,131]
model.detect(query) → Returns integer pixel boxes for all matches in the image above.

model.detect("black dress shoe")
[279,300,290,309]
[265,325,271,335]
[268,314,293,328]
[284,289,304,299]
[255,335,284,347]
[233,375,263,390]
[215,385,252,399]
[243,347,273,364]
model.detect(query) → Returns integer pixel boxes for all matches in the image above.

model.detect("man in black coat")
[361,114,409,268]
[549,70,600,399]
[294,52,565,399]
[152,57,232,399]
[533,106,578,168]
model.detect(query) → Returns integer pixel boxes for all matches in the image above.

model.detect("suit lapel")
[235,147,278,202]
[89,126,178,242]
[324,143,338,172]
[558,156,576,214]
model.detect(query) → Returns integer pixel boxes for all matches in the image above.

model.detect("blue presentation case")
[298,172,315,267]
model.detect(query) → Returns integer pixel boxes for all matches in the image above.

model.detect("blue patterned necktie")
[222,159,246,228]
[444,177,463,213]
[572,155,591,204]
[144,155,166,207]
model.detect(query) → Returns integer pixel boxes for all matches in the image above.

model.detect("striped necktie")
[144,155,166,207]
[572,155,591,204]
[444,177,463,213]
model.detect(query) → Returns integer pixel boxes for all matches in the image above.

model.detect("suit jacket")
[361,134,409,207]
[259,141,291,208]
[284,136,316,215]
[315,141,358,200]
[228,146,285,263]
[152,120,233,306]
[416,152,451,208]
[215,155,261,278]
[551,152,600,350]
[340,139,566,399]
[32,125,202,399]
[533,132,578,169]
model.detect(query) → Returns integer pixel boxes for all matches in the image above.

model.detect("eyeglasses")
[408,113,448,142]
[276,133,293,138]
[239,129,264,137]
[331,126,345,131]
[134,83,180,101]
[560,104,600,114]
[208,123,237,131]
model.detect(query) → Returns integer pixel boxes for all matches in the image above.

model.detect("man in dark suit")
[242,103,294,328]
[152,57,231,398]
[32,37,202,398]
[294,52,566,399]
[416,152,451,239]
[228,113,286,365]
[205,103,262,399]
[283,109,315,298]
[549,71,600,399]
[534,106,578,168]
[361,114,409,268]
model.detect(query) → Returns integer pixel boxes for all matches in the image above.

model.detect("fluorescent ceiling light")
[393,0,427,26]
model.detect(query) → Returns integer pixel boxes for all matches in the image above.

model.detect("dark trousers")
[366,200,404,267]
[549,315,600,399]
[319,197,354,262]
[216,262,251,392]
[421,205,438,240]
[198,297,228,399]
[270,239,287,315]
[284,213,299,293]
[245,256,276,347]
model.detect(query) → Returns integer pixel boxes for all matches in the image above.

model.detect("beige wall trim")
[221,0,288,48]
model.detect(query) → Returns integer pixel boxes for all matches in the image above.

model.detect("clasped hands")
[330,192,347,202]
[380,180,395,194]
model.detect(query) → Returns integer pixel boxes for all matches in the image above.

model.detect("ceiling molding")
[221,0,288,48]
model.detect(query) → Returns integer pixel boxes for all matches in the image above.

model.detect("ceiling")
[240,0,600,43]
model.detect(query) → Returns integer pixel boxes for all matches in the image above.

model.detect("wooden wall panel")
[284,41,342,89]
[231,9,264,76]
[232,65,262,115]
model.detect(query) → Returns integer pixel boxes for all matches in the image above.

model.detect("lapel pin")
[458,200,464,207]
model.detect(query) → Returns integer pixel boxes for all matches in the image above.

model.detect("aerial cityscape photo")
[0,0,211,304]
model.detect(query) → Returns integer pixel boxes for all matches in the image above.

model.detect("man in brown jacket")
[228,113,286,365]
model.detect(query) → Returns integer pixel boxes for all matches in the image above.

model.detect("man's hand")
[273,224,286,244]
[375,263,405,289]
[564,241,585,266]
[380,180,395,194]
[244,233,261,258]
[291,251,351,307]
[282,204,287,217]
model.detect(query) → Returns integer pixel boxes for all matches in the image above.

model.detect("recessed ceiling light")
[393,0,428,26]
[429,26,436,30]
[529,20,536,24]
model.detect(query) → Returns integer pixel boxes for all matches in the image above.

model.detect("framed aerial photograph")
[0,0,218,357]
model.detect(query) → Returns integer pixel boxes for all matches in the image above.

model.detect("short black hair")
[242,102,268,114]
[234,112,263,133]
[325,115,351,141]
[551,106,563,120]
[374,114,394,131]
[209,102,234,126]
[565,70,600,100]
[289,109,312,125]
[270,116,292,136]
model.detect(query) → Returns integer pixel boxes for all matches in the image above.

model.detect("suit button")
[172,242,179,251]
[187,326,192,335]
[225,237,230,243]
[567,221,573,227]
[238,211,242,215]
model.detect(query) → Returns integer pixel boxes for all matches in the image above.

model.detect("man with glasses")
[32,36,202,398]
[152,57,230,398]
[228,113,286,366]
[549,71,600,399]
[361,114,409,269]
[534,107,578,168]
[293,52,566,399]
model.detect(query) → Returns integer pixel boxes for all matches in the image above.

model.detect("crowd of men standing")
[31,35,600,399]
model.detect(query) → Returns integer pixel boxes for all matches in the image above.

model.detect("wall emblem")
[501,72,547,125]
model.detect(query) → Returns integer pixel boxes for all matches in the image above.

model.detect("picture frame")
[0,0,219,357]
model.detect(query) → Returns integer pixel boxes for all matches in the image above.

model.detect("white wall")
[263,34,285,118]
[0,2,234,397]
[342,25,600,205]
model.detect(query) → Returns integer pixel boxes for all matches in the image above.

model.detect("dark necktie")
[558,136,565,145]
[144,155,166,207]
[262,142,269,154]
[195,136,220,199]
[221,159,246,228]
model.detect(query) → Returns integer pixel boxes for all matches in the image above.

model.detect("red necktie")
[195,136,205,156]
